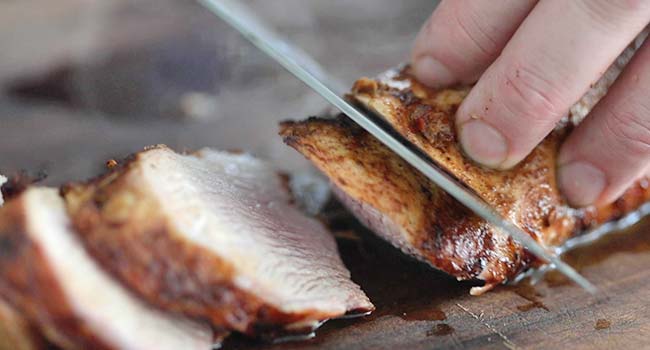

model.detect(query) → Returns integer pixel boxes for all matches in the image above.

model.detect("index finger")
[411,0,537,88]
[455,0,650,169]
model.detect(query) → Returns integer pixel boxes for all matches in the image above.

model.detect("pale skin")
[411,0,650,207]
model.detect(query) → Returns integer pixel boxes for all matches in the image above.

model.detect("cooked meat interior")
[64,146,373,335]
[0,187,214,350]
[0,176,47,350]
[281,67,650,293]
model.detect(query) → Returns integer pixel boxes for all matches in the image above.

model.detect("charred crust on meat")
[0,297,50,350]
[63,146,342,335]
[350,77,378,95]
[105,159,118,169]
[1,171,47,202]
[280,117,514,282]
[281,66,650,293]
[0,196,113,350]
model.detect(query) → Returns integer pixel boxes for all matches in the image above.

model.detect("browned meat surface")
[280,67,650,293]
[0,298,47,350]
[0,178,48,350]
[63,146,373,336]
[0,187,214,350]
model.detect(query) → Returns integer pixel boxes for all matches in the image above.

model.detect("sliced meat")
[0,187,214,350]
[63,146,373,335]
[346,67,650,294]
[280,112,650,294]
[0,174,48,350]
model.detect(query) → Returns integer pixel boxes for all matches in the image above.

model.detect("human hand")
[411,0,650,207]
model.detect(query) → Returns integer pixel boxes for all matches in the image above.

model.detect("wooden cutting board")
[3,100,648,350]
[225,209,650,350]
[15,1,646,348]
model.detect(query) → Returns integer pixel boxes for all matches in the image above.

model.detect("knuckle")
[603,0,647,12]
[603,106,650,156]
[452,5,499,61]
[498,64,565,124]
[421,1,498,73]
[577,0,649,27]
[617,0,648,11]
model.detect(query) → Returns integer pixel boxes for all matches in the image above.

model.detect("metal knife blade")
[198,0,597,294]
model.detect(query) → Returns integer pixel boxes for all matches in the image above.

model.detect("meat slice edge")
[280,116,650,294]
[280,117,522,288]
[0,175,48,350]
[0,187,214,350]
[63,146,373,335]
[349,66,650,293]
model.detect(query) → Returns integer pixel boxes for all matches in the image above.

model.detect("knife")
[198,0,597,294]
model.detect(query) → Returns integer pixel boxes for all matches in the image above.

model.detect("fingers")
[456,0,650,169]
[558,37,650,207]
[411,0,537,88]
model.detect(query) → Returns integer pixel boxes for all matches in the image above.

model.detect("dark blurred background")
[0,0,437,184]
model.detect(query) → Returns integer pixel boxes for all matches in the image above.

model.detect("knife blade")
[198,0,597,294]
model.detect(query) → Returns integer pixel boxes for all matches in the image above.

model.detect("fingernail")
[458,120,508,168]
[558,161,606,207]
[412,56,456,88]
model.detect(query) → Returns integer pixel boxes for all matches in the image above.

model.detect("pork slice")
[0,174,48,350]
[280,115,650,294]
[0,187,214,350]
[63,146,373,335]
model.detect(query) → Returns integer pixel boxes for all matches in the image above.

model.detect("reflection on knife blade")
[197,0,597,293]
